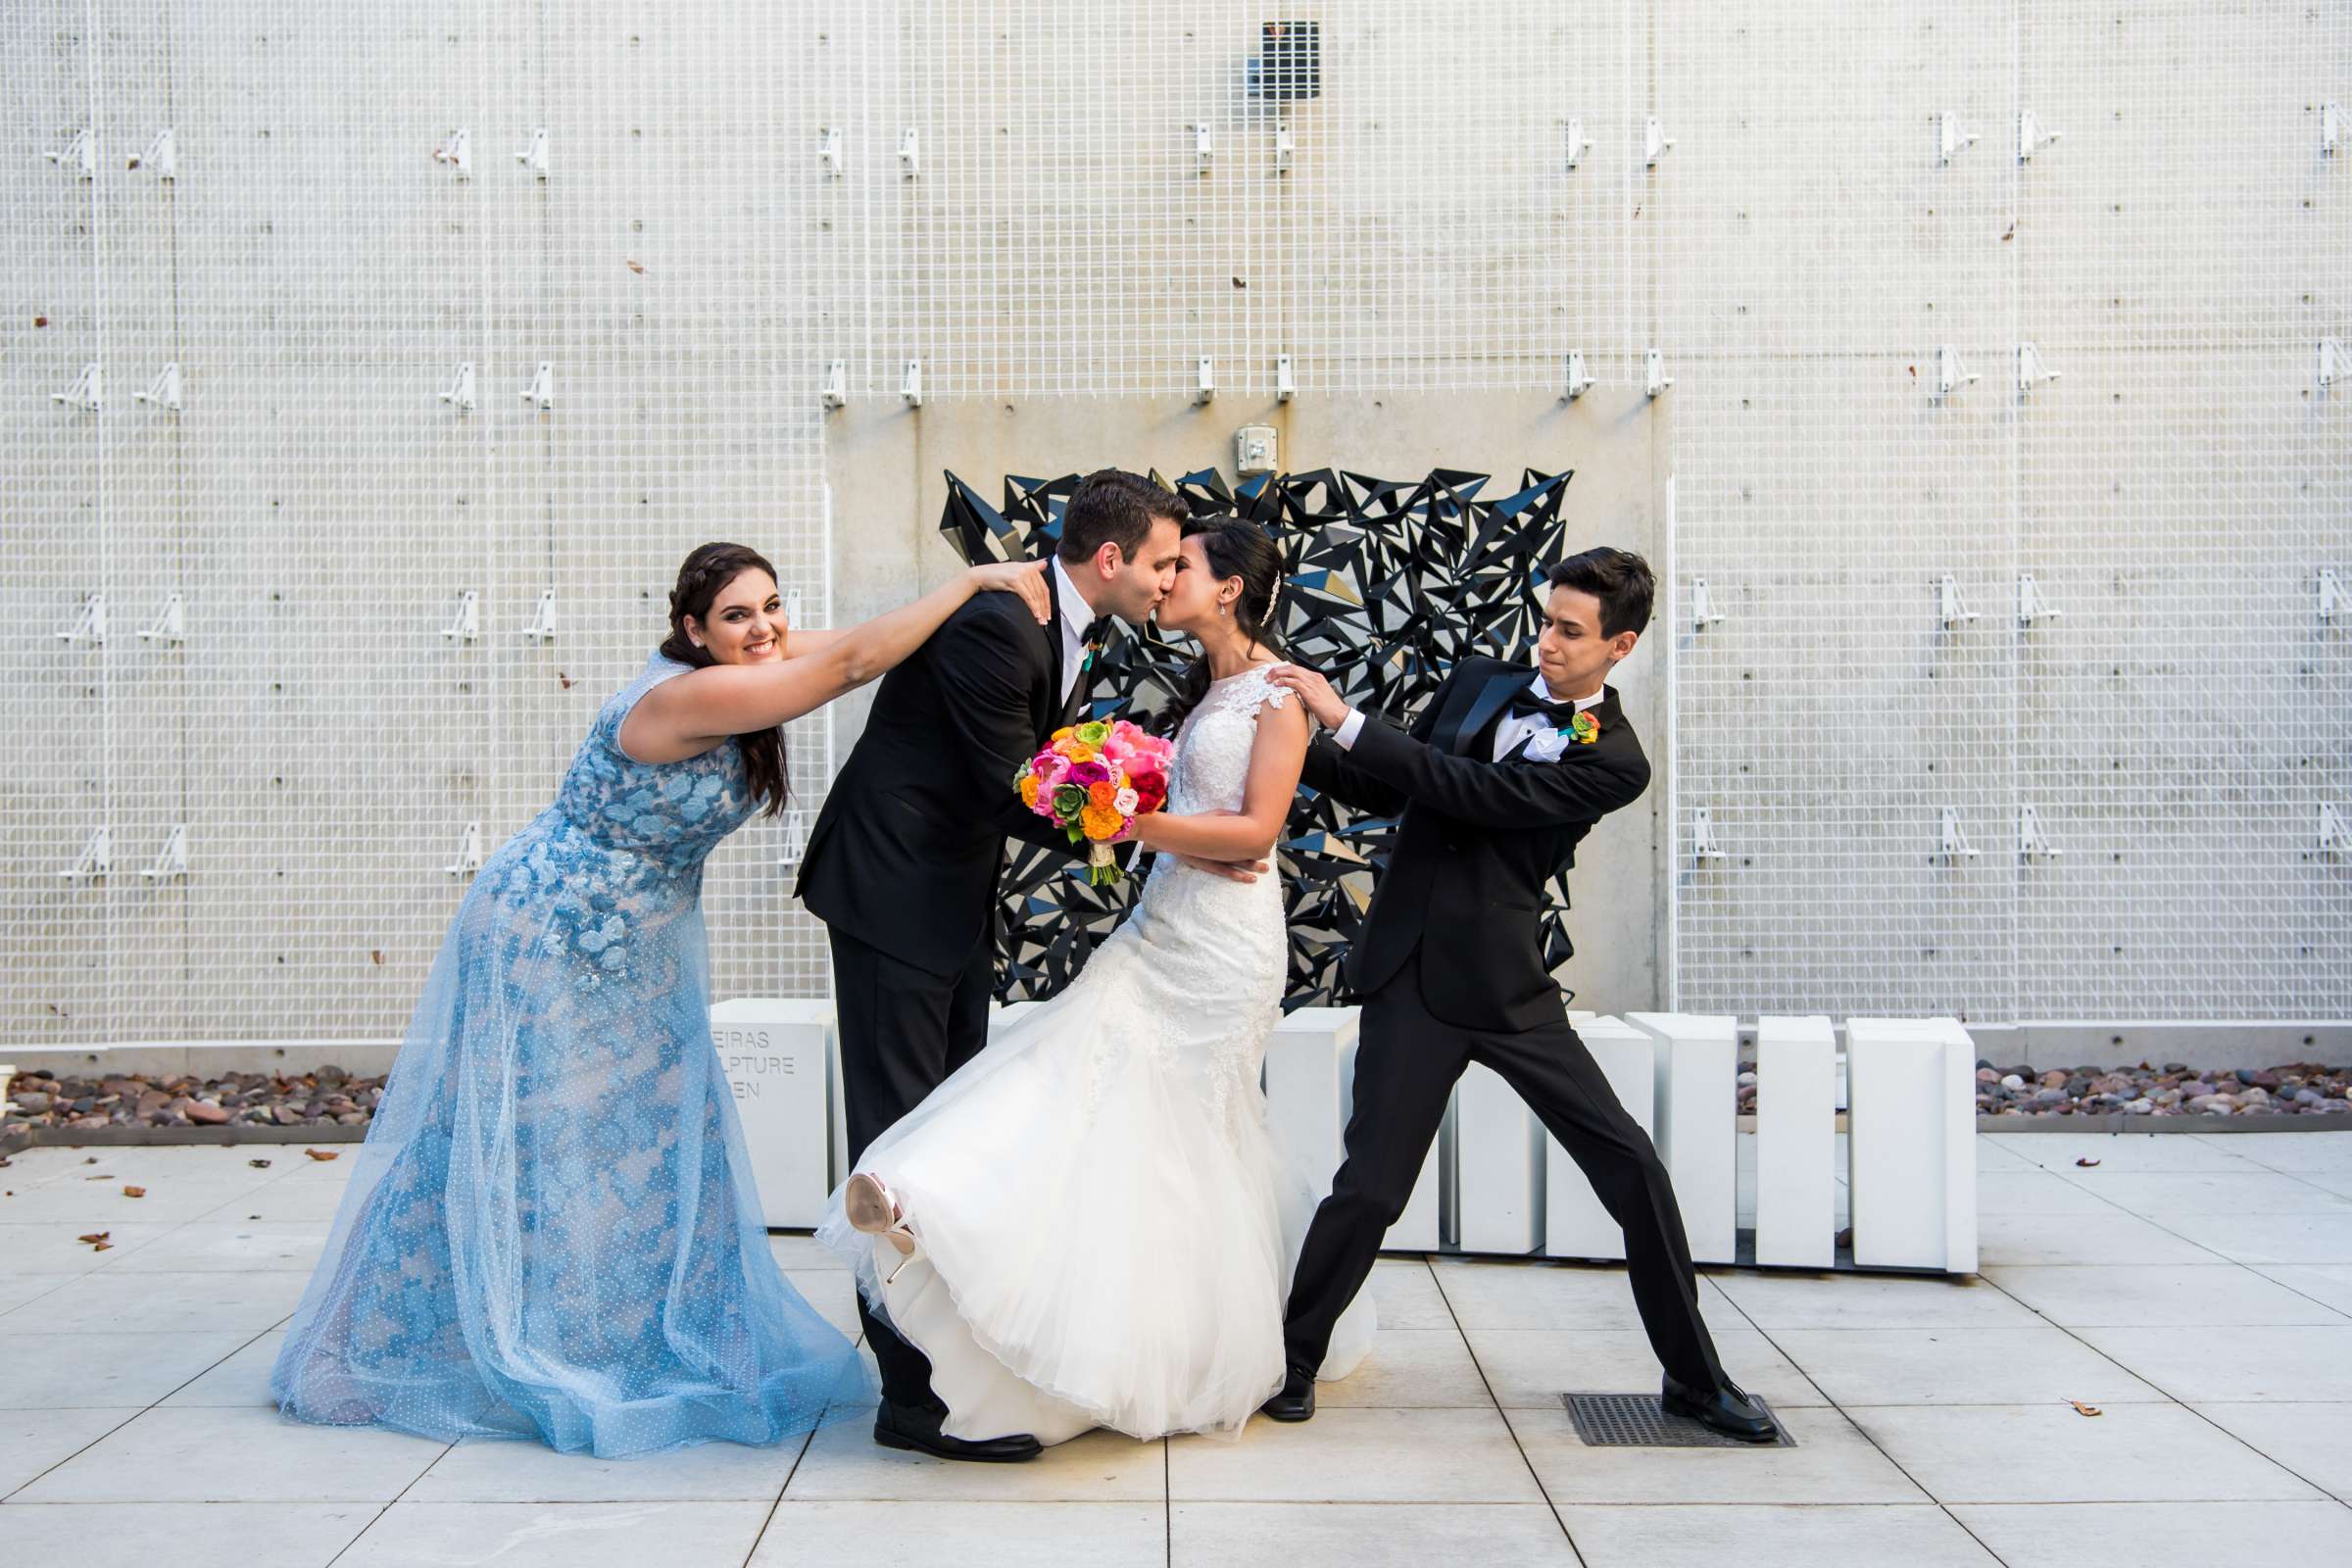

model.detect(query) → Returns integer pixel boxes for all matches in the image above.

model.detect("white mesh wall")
[6,2,2345,1047]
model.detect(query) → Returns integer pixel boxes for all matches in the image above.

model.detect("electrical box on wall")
[1235,424,1278,476]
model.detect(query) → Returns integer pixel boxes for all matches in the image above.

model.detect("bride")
[816,518,1374,1446]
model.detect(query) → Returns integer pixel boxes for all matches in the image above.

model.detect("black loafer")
[1660,1375,1778,1443]
[872,1398,1043,1462]
[1260,1366,1316,1423]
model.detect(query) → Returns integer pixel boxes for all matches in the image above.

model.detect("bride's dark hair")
[658,542,788,817]
[1156,520,1287,736]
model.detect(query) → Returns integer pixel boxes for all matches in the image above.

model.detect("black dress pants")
[1282,950,1729,1394]
[827,924,996,1412]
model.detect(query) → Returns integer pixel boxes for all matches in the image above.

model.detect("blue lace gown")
[271,653,873,1457]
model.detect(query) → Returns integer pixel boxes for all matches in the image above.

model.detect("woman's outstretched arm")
[619,561,1051,761]
[1127,689,1308,862]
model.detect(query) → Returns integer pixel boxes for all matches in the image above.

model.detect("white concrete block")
[1456,1062,1544,1254]
[1543,1015,1655,1261]
[709,998,836,1228]
[1845,1016,1980,1273]
[1627,1011,1740,1265]
[1263,1006,1361,1206]
[1754,1014,1838,1268]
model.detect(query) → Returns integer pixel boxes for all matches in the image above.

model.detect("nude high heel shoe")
[845,1172,919,1285]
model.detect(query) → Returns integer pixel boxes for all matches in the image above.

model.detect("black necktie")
[1505,691,1582,727]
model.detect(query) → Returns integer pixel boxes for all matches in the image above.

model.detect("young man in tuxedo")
[800,468,1264,1461]
[1262,547,1774,1442]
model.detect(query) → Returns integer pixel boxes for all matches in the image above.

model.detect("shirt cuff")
[1332,708,1366,750]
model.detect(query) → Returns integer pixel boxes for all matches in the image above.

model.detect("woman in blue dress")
[270,543,1052,1457]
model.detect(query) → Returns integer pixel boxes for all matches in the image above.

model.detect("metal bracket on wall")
[2322,102,2342,157]
[2319,338,2349,391]
[519,363,554,411]
[1644,116,1674,168]
[2320,568,2344,622]
[132,127,174,179]
[820,359,847,410]
[1563,351,1597,401]
[1937,808,1978,861]
[1936,574,1977,627]
[138,592,185,645]
[142,824,189,881]
[1192,121,1213,175]
[59,827,111,882]
[56,594,105,646]
[520,589,557,642]
[2017,343,2062,394]
[2016,573,2060,625]
[1272,119,1294,174]
[434,128,470,177]
[817,126,844,178]
[1565,117,1592,170]
[1690,808,1729,863]
[2018,110,2060,162]
[1938,113,1979,164]
[439,362,475,412]
[897,128,918,178]
[2018,806,2062,860]
[441,590,480,643]
[1690,577,1727,631]
[51,364,102,413]
[135,363,181,413]
[1275,354,1296,402]
[514,126,549,178]
[901,359,923,407]
[773,808,809,871]
[1195,356,1216,405]
[1644,349,1671,398]
[2320,803,2350,856]
[444,822,483,877]
[45,126,94,178]
[1936,345,1979,401]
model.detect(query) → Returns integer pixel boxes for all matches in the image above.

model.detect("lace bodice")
[1164,664,1292,816]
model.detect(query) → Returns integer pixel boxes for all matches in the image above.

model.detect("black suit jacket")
[1301,656,1651,1032]
[797,583,1083,978]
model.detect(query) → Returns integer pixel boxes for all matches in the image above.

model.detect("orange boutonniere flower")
[1569,710,1600,746]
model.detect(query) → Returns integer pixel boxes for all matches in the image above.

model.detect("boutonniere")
[1568,710,1600,746]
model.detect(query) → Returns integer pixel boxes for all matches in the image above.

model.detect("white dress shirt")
[1052,558,1098,704]
[1330,669,1601,760]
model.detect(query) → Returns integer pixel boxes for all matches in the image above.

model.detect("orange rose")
[1019,774,1041,808]
[1087,780,1118,809]
[1080,803,1124,841]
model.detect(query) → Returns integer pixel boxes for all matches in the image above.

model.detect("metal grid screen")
[6,2,2346,1047]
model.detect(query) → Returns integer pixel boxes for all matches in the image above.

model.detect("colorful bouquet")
[1014,718,1175,886]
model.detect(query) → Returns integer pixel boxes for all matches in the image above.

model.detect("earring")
[1219,602,1231,617]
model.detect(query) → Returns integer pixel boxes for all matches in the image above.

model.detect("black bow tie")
[1078,615,1111,649]
[1506,690,1587,727]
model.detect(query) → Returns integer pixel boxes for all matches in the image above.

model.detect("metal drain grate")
[1560,1393,1795,1448]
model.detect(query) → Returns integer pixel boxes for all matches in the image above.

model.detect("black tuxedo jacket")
[797,581,1084,978]
[1301,656,1651,1033]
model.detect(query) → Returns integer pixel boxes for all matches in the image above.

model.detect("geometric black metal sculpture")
[940,464,1575,1008]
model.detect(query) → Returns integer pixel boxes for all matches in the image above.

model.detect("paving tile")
[1988,1133,2271,1174]
[760,1501,1167,1567]
[2072,1326,2352,1402]
[1465,1327,1825,1409]
[1847,1400,2321,1503]
[1951,1501,2352,1566]
[1313,1328,1492,1407]
[1430,1258,1737,1333]
[13,1404,447,1502]
[1983,1264,2349,1328]
[0,1331,254,1410]
[1975,1209,2221,1267]
[2144,1210,2352,1265]
[2248,1263,2352,1314]
[335,1499,772,1568]
[1168,1406,1541,1503]
[1,1268,307,1335]
[2050,1171,2352,1217]
[2189,1401,2352,1498]
[1709,1271,2040,1331]
[0,1408,140,1496]
[0,1221,180,1274]
[1554,1503,1999,1567]
[1768,1324,2167,1406]
[1174,1502,1575,1566]
[1510,1403,1927,1504]
[406,1429,805,1502]
[0,1501,378,1568]
[95,1221,329,1274]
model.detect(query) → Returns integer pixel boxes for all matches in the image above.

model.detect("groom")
[1263,547,1776,1442]
[799,468,1202,1462]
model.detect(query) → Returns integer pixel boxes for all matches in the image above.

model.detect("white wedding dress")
[816,663,1375,1444]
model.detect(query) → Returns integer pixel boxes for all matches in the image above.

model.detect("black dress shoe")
[1259,1367,1316,1423]
[872,1399,1043,1462]
[1660,1375,1778,1443]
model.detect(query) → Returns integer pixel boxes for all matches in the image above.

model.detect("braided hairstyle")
[657,542,788,817]
[1156,519,1288,737]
